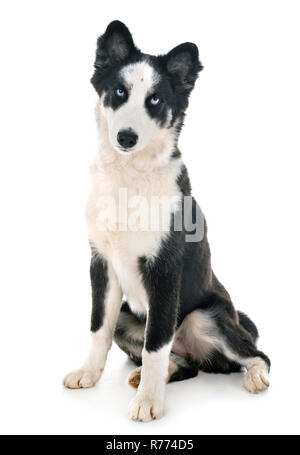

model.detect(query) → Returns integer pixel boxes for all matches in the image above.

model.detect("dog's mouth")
[115,145,132,154]
[114,143,139,155]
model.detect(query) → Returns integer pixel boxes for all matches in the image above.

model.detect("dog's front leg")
[63,251,122,389]
[128,265,180,422]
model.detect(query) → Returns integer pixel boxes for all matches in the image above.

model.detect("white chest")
[85,155,182,311]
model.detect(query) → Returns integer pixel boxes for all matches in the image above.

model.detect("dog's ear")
[163,42,203,93]
[94,20,138,71]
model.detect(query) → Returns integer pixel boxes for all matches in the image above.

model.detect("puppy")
[63,21,270,422]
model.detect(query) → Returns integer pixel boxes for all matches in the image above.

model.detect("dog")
[63,20,270,422]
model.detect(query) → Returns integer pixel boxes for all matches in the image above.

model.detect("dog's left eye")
[150,95,160,106]
[116,88,125,97]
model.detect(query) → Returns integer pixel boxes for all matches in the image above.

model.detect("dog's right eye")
[116,88,125,97]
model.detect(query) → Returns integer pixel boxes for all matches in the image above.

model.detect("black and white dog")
[63,21,270,422]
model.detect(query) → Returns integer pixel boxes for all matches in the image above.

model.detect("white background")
[0,0,299,435]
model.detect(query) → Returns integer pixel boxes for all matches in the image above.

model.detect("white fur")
[243,359,270,393]
[128,342,172,422]
[173,310,219,362]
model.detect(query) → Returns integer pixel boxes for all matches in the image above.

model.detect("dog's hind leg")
[168,354,199,383]
[215,316,271,393]
[174,296,271,393]
[208,293,270,393]
[114,301,145,366]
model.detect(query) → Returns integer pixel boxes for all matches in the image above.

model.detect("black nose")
[117,129,138,149]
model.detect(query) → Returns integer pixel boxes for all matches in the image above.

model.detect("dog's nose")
[117,129,138,149]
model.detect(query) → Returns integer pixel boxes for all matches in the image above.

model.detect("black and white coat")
[63,21,270,422]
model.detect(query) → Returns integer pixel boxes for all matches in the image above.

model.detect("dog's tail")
[238,311,259,343]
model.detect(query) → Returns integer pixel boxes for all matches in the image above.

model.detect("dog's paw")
[128,394,164,422]
[63,369,102,389]
[127,367,142,389]
[243,366,270,393]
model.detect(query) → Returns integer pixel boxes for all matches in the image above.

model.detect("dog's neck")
[94,103,181,173]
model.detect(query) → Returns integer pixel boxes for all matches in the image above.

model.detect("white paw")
[128,394,164,422]
[63,369,102,389]
[244,366,270,393]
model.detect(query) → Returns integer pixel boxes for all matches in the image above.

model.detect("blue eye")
[150,95,160,105]
[116,88,125,97]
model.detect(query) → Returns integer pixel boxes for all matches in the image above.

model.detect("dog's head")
[91,21,203,154]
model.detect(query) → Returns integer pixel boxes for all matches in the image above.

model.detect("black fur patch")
[103,80,130,111]
[176,164,192,196]
[90,249,108,332]
[238,311,259,342]
[217,315,271,369]
[199,350,242,374]
[92,21,141,81]
[174,182,212,325]
[143,81,173,127]
[91,21,141,101]
[157,43,203,120]
[139,225,185,352]
[168,353,199,383]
